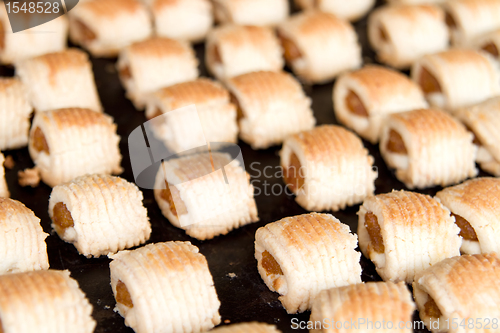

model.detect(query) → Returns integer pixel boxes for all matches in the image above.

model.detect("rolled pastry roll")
[455,97,500,176]
[15,49,102,113]
[473,29,500,61]
[110,241,221,333]
[0,78,32,150]
[145,78,238,153]
[443,0,500,47]
[0,153,7,198]
[333,65,428,143]
[227,71,316,149]
[211,323,281,333]
[117,37,199,109]
[386,0,445,4]
[29,108,122,187]
[154,152,258,240]
[255,213,362,314]
[277,11,361,84]
[150,0,213,42]
[358,190,462,283]
[212,0,289,26]
[380,108,477,189]
[412,49,500,111]
[294,0,375,22]
[0,198,49,273]
[0,7,68,65]
[436,178,500,255]
[49,174,151,258]
[0,270,95,333]
[69,0,152,57]
[413,253,500,333]
[368,4,449,69]
[206,25,284,82]
[310,282,415,333]
[280,125,377,211]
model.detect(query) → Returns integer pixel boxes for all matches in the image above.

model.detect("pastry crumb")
[224,319,231,324]
[3,155,14,169]
[227,272,236,279]
[18,167,41,187]
[104,305,110,310]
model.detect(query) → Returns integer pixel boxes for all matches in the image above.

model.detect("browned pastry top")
[128,37,191,58]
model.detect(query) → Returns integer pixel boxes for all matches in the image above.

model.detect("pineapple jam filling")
[229,93,245,121]
[278,32,302,63]
[283,152,304,193]
[116,280,133,308]
[160,182,188,217]
[75,20,96,42]
[52,202,74,234]
[365,212,385,253]
[346,90,369,117]
[424,296,442,319]
[119,65,132,80]
[33,127,50,154]
[379,26,389,42]
[482,43,499,58]
[386,129,408,154]
[262,250,283,276]
[419,67,442,94]
[445,12,457,29]
[452,213,478,241]
[212,44,223,64]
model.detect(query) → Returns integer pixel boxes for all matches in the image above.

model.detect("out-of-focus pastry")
[294,0,375,22]
[413,253,500,333]
[0,270,95,333]
[145,78,238,153]
[380,108,477,189]
[212,0,289,26]
[277,11,361,83]
[473,29,500,61]
[455,97,500,176]
[443,0,500,47]
[368,4,449,69]
[0,153,7,198]
[358,190,462,283]
[310,282,415,333]
[255,213,362,314]
[154,152,258,240]
[15,49,102,113]
[226,71,315,149]
[333,65,428,143]
[0,78,33,150]
[49,174,151,258]
[280,125,377,211]
[68,0,152,57]
[206,25,284,82]
[110,241,221,333]
[386,0,445,4]
[117,37,198,109]
[28,108,122,187]
[412,49,500,112]
[0,197,49,274]
[211,323,281,333]
[436,177,500,255]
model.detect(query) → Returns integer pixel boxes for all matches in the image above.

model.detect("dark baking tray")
[2,2,481,332]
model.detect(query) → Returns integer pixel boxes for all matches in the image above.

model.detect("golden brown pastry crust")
[211,322,281,333]
[213,0,289,26]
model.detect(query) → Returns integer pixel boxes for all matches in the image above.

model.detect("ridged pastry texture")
[212,0,289,26]
[15,49,102,113]
[145,78,237,153]
[49,174,151,258]
[211,322,281,333]
[358,190,462,283]
[455,97,500,176]
[68,0,152,57]
[436,177,500,255]
[0,198,49,274]
[154,152,258,240]
[255,213,362,313]
[109,241,221,333]
[280,125,377,211]
[117,37,199,109]
[0,78,33,150]
[150,0,213,43]
[0,153,8,198]
[0,270,95,333]
[294,0,375,22]
[413,253,500,333]
[205,24,284,82]
[379,108,477,189]
[277,11,361,83]
[310,282,415,333]
[227,71,315,149]
[29,108,122,187]
[411,49,500,111]
[333,65,428,143]
[368,4,449,69]
[0,6,68,65]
